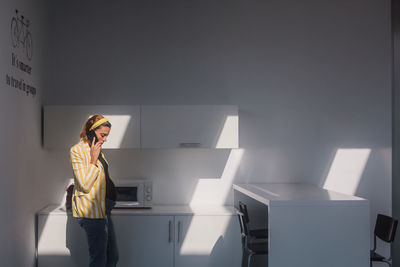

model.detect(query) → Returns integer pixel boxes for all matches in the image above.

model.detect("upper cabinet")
[43,105,141,149]
[43,105,238,149]
[141,105,238,149]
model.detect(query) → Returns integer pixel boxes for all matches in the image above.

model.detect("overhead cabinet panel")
[44,105,141,149]
[44,105,238,149]
[141,105,238,148]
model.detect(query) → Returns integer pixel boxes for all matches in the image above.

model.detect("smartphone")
[87,130,99,144]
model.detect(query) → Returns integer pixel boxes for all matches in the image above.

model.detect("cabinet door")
[37,214,89,267]
[174,215,241,267]
[112,215,174,267]
[44,105,140,149]
[141,105,238,148]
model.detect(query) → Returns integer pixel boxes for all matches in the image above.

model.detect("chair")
[237,202,268,267]
[239,202,268,239]
[370,214,398,267]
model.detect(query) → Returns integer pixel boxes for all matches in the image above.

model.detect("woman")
[69,114,119,267]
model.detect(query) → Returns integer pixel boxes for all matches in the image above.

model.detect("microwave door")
[115,187,139,207]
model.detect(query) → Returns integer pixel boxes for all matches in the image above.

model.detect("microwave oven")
[114,180,152,209]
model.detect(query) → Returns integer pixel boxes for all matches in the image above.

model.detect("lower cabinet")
[174,215,241,267]
[37,212,241,267]
[112,215,174,267]
[37,214,88,267]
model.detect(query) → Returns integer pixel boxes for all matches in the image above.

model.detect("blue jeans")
[78,199,119,267]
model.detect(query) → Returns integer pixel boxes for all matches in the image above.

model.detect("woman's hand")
[90,137,103,165]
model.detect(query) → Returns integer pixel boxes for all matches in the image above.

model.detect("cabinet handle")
[179,142,201,148]
[168,220,172,243]
[178,221,181,243]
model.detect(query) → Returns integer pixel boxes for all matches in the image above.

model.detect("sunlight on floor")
[323,148,371,195]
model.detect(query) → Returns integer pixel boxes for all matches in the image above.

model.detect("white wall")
[0,0,48,266]
[43,0,391,258]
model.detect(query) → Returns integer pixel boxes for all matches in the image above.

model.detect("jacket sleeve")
[70,146,100,193]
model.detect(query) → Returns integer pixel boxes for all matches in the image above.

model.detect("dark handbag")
[66,184,74,212]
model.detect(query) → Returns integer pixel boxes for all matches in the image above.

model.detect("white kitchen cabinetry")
[37,214,88,267]
[141,105,238,148]
[174,215,241,267]
[37,214,174,267]
[112,215,174,267]
[37,206,241,267]
[43,105,141,149]
[43,105,239,149]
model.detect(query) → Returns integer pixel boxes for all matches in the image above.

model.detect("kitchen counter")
[233,183,370,267]
[37,203,241,267]
[233,183,368,206]
[37,204,237,216]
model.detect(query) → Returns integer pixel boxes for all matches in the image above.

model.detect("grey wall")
[43,0,392,259]
[392,0,400,263]
[0,0,48,266]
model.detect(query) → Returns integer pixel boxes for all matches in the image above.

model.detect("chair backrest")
[236,210,249,248]
[236,203,250,237]
[239,202,250,224]
[237,211,245,235]
[375,214,398,243]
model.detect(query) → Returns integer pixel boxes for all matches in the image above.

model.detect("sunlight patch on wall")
[189,149,244,206]
[323,148,371,195]
[89,114,131,149]
[181,149,243,255]
[215,115,239,148]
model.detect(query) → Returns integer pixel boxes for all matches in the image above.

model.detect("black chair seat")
[370,251,385,261]
[249,229,268,239]
[248,242,268,254]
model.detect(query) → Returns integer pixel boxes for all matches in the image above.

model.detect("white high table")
[233,183,370,267]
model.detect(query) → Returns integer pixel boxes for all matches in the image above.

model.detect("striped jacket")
[69,139,108,219]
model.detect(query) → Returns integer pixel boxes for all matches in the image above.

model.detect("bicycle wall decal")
[11,9,33,61]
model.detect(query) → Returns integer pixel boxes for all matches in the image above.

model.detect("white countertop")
[37,204,237,216]
[233,183,368,207]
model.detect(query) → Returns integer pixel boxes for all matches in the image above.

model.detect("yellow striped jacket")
[69,139,108,219]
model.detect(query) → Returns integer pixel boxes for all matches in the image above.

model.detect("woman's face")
[95,126,111,144]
